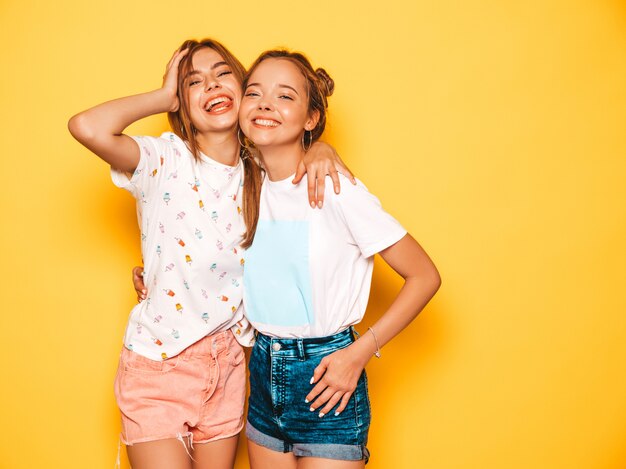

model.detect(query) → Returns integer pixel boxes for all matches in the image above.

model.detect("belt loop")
[297,338,306,361]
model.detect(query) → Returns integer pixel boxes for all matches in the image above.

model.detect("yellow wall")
[1,0,625,467]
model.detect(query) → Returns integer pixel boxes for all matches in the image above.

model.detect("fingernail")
[304,398,309,403]
[310,377,315,384]
[335,411,340,416]
[317,201,323,208]
[310,201,316,208]
[335,187,339,194]
[318,412,325,418]
[309,406,315,412]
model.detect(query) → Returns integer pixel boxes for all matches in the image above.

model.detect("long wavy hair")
[167,38,263,249]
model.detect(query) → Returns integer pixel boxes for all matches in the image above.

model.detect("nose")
[205,80,220,92]
[258,100,273,111]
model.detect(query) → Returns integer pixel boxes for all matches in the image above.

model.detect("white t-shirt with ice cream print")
[243,174,407,338]
[112,132,252,360]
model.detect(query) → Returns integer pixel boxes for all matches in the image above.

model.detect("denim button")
[272,343,281,352]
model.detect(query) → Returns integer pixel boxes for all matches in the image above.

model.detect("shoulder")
[132,132,189,157]
[324,174,374,205]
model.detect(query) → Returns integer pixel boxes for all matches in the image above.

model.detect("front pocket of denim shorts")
[122,349,179,374]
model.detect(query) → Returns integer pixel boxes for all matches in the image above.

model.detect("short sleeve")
[334,176,407,258]
[110,132,185,200]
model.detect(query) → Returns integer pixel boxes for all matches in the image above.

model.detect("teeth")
[254,119,279,127]
[206,96,230,111]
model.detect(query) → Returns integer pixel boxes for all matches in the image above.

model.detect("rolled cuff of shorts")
[246,422,370,462]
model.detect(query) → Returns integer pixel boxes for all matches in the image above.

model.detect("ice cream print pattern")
[111,132,249,360]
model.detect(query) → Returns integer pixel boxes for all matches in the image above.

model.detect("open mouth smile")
[204,95,233,113]
[252,118,280,128]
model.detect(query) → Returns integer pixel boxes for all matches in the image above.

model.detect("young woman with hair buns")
[238,50,441,468]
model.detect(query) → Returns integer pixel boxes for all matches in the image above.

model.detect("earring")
[237,128,249,160]
[301,130,312,151]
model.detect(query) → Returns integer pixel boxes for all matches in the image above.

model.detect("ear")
[304,109,320,131]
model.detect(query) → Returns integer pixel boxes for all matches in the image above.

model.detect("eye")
[188,79,201,87]
[279,95,294,100]
[218,70,232,78]
[244,91,260,97]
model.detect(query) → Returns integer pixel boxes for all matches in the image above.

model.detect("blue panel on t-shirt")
[244,220,313,327]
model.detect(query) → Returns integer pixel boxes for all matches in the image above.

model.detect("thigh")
[126,438,192,469]
[298,458,364,469]
[192,435,239,469]
[248,439,297,469]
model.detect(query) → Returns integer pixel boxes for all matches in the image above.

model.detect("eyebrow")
[185,62,230,78]
[246,82,299,95]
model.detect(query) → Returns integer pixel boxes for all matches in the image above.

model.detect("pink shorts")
[114,330,246,445]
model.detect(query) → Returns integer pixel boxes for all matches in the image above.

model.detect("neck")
[259,142,304,181]
[195,130,240,166]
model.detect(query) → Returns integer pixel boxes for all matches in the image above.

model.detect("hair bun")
[315,68,335,97]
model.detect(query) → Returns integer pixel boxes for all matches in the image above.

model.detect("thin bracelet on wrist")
[368,327,382,359]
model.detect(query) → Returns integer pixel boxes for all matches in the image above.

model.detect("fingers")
[172,47,189,67]
[315,391,347,418]
[310,357,328,385]
[329,168,341,195]
[334,392,353,416]
[336,162,356,185]
[292,160,306,185]
[315,168,326,208]
[165,48,187,75]
[305,358,329,402]
[164,48,189,81]
[307,171,317,208]
[308,388,337,416]
[132,266,147,301]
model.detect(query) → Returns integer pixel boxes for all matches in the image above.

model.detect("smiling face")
[239,58,318,151]
[183,47,242,134]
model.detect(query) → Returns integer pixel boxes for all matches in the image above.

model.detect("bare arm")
[68,48,188,173]
[305,234,441,416]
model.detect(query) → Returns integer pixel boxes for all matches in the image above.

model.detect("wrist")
[348,337,376,367]
[153,87,178,112]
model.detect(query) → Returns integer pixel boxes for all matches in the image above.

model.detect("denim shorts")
[114,330,246,445]
[246,328,371,462]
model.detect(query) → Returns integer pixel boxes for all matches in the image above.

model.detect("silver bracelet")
[368,327,382,359]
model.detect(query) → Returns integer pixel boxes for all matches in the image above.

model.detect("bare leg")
[298,458,364,469]
[192,435,239,469]
[248,439,297,469]
[126,437,192,469]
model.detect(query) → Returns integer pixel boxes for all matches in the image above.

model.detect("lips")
[252,117,280,128]
[204,95,233,113]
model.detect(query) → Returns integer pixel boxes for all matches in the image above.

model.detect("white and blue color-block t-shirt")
[243,173,407,338]
[111,132,253,360]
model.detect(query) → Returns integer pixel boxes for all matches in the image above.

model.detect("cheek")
[238,104,252,131]
[282,106,308,127]
[238,100,251,119]
[186,90,200,110]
